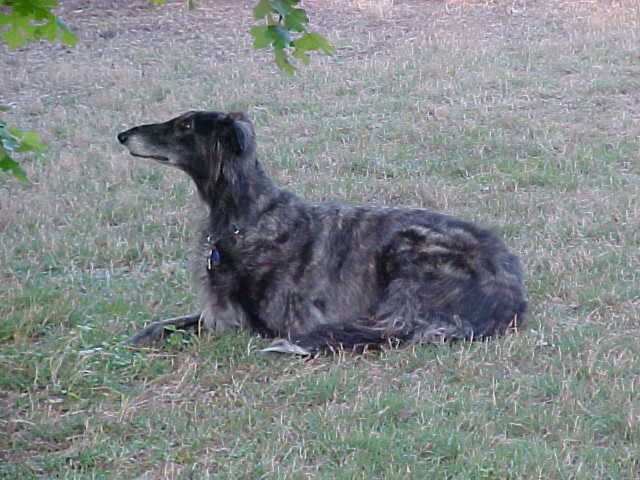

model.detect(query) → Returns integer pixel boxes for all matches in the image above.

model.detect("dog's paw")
[260,339,311,356]
[123,322,171,346]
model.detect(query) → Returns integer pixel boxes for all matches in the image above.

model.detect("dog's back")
[196,196,526,353]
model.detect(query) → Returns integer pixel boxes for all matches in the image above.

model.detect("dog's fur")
[117,111,527,355]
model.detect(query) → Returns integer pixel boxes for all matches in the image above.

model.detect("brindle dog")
[117,111,527,355]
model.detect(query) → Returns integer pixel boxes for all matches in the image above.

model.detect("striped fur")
[117,111,527,354]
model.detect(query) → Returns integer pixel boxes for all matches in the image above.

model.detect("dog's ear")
[224,112,252,155]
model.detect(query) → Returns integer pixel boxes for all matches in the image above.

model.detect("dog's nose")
[117,130,130,144]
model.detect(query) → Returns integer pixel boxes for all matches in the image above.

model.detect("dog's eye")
[179,119,193,131]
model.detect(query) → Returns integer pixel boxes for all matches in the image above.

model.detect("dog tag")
[207,247,221,272]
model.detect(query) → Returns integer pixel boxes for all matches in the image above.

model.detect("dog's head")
[117,111,254,182]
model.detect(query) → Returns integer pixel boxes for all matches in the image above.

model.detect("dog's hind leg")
[368,279,477,344]
[258,280,464,356]
[124,312,203,346]
[261,276,515,355]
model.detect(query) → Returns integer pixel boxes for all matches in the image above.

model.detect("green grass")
[1,0,640,478]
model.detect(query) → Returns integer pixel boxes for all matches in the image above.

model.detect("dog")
[117,111,527,355]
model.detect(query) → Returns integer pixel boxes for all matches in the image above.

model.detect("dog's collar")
[206,224,242,273]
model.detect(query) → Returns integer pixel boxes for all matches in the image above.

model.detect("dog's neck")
[200,158,282,234]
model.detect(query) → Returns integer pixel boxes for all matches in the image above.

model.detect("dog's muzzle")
[117,129,133,144]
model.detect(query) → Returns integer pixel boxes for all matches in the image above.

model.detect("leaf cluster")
[1,0,76,181]
[0,112,46,182]
[250,0,334,74]
[0,0,76,49]
[0,0,331,182]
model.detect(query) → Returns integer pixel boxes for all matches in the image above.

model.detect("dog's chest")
[201,225,286,277]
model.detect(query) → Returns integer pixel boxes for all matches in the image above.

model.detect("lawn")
[1,0,639,478]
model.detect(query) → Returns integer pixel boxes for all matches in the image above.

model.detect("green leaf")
[0,123,21,153]
[249,25,271,49]
[0,105,9,112]
[253,0,273,20]
[294,32,335,56]
[269,0,293,17]
[0,153,29,183]
[250,25,292,50]
[291,46,310,65]
[56,19,77,47]
[270,25,292,49]
[1,135,20,153]
[16,131,47,153]
[1,14,35,49]
[34,19,57,42]
[283,8,308,32]
[0,121,43,182]
[59,26,76,47]
[0,1,77,49]
[250,1,333,74]
[274,48,295,75]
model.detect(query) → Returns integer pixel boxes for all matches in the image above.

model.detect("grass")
[1,0,640,478]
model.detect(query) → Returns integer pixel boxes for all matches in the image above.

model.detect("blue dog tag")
[207,247,221,272]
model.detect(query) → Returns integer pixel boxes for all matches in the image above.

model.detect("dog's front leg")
[124,312,203,346]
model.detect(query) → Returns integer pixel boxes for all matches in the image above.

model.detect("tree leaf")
[291,46,310,65]
[249,25,271,49]
[1,136,20,153]
[1,135,20,153]
[294,32,335,56]
[1,14,35,49]
[252,25,292,51]
[283,8,308,32]
[56,18,77,47]
[34,18,58,42]
[1,1,77,49]
[269,0,293,17]
[16,131,47,153]
[0,123,21,153]
[253,0,273,20]
[274,48,295,75]
[270,25,292,49]
[0,154,29,183]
